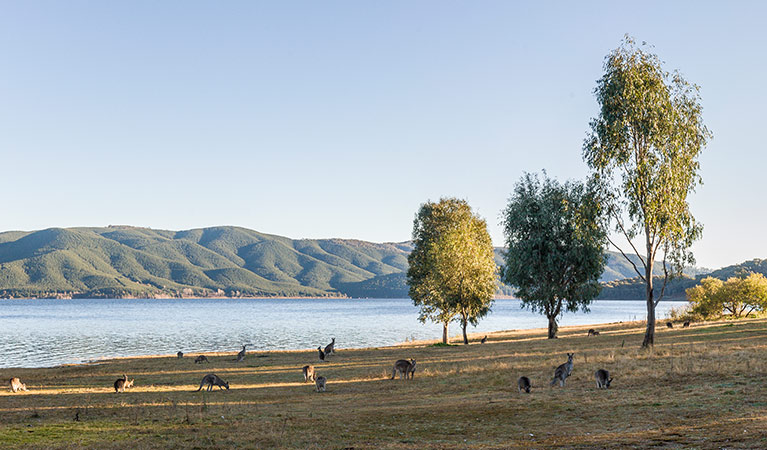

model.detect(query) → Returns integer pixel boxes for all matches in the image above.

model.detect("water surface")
[0,298,681,368]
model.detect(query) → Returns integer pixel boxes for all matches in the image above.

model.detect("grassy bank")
[2,319,766,449]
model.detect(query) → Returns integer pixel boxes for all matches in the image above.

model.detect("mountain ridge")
[0,225,712,299]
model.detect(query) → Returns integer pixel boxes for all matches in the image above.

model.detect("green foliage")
[687,273,767,319]
[407,198,497,344]
[501,172,607,338]
[583,35,711,346]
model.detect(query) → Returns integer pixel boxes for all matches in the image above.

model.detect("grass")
[2,318,767,448]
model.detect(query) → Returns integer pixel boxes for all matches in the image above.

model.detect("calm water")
[0,298,681,368]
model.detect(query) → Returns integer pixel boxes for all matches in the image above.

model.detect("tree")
[501,173,607,339]
[407,198,497,344]
[687,274,767,319]
[583,36,712,347]
[685,277,724,319]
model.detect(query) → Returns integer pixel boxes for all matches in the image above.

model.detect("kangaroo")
[666,321,674,328]
[114,374,135,393]
[315,375,327,392]
[9,377,27,393]
[550,353,574,387]
[517,376,531,393]
[480,336,488,344]
[587,329,600,336]
[196,373,229,391]
[177,351,184,359]
[324,338,335,356]
[194,355,209,364]
[302,365,316,383]
[595,369,613,389]
[236,345,247,362]
[391,359,416,380]
[683,321,691,328]
[317,346,325,362]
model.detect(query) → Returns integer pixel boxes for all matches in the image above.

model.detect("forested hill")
[599,258,767,300]
[0,225,702,299]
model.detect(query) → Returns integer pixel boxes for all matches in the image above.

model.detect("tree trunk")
[442,322,449,344]
[547,314,558,339]
[461,316,469,345]
[642,241,656,348]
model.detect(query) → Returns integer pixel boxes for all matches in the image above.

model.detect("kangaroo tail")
[550,377,558,386]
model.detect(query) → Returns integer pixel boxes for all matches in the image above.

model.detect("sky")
[1,1,765,270]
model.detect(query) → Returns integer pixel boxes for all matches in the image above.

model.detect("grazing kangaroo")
[315,375,327,392]
[683,321,691,328]
[196,373,229,391]
[587,329,600,336]
[317,346,325,362]
[114,374,134,393]
[391,359,416,380]
[302,365,316,383]
[480,336,488,344]
[595,369,613,389]
[177,351,184,359]
[550,353,574,387]
[666,321,674,328]
[194,355,209,364]
[517,376,531,393]
[324,338,335,356]
[9,377,27,393]
[236,345,247,362]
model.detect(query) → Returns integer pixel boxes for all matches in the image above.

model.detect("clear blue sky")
[1,1,765,269]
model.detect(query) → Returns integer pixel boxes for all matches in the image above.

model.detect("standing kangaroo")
[683,321,691,328]
[177,351,184,359]
[595,369,613,389]
[666,321,674,329]
[114,374,134,393]
[315,375,327,392]
[302,365,316,383]
[480,336,488,344]
[9,377,27,393]
[317,346,325,362]
[236,345,247,362]
[391,359,416,380]
[550,353,574,387]
[517,376,531,393]
[324,338,335,356]
[196,373,229,391]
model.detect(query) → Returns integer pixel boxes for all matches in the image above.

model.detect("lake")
[0,298,682,368]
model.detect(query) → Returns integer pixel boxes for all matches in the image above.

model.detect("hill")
[599,258,767,300]
[0,225,709,299]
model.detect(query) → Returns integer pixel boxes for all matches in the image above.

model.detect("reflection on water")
[0,298,680,368]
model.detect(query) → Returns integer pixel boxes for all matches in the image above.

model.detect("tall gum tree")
[501,173,607,339]
[407,198,497,344]
[583,36,711,347]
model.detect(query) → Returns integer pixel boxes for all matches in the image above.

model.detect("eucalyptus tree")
[583,36,711,347]
[501,173,607,339]
[407,198,497,344]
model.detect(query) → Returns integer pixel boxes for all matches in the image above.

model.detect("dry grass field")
[2,318,767,449]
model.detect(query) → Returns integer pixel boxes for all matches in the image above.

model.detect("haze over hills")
[0,225,716,299]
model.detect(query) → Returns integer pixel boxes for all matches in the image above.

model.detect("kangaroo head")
[224,381,230,390]
[567,353,574,361]
[606,377,613,388]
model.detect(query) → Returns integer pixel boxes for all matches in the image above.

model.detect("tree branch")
[606,235,647,282]
[609,205,647,269]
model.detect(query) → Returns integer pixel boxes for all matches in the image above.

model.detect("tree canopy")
[501,173,607,339]
[687,273,767,319]
[583,35,711,347]
[407,198,497,344]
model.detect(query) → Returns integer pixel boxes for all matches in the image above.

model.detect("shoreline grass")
[2,318,767,448]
